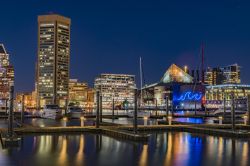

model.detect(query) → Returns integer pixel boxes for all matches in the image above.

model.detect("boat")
[67,106,85,119]
[128,110,150,118]
[212,109,246,116]
[40,104,62,120]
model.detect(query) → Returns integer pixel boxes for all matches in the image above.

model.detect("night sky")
[0,0,250,92]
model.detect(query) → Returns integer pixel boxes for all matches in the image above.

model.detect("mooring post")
[171,100,174,117]
[134,89,138,134]
[194,101,197,116]
[231,94,235,131]
[155,98,158,116]
[166,96,169,124]
[100,94,102,123]
[5,99,8,115]
[65,98,68,116]
[223,96,226,119]
[8,85,14,137]
[112,98,115,120]
[21,94,25,125]
[248,95,250,125]
[96,91,100,128]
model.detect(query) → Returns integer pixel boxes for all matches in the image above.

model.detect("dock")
[12,126,150,142]
[0,123,247,140]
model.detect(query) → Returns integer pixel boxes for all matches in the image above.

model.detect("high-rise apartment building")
[37,14,71,107]
[94,74,136,109]
[204,64,240,85]
[0,44,14,111]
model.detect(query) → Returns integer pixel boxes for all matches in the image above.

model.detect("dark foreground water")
[0,132,249,166]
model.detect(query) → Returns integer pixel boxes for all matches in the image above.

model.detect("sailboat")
[128,57,150,118]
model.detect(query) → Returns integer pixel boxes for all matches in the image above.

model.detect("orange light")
[63,117,67,121]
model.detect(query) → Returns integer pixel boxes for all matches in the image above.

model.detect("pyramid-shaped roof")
[161,64,193,83]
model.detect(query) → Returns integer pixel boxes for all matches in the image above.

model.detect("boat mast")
[201,42,205,83]
[140,57,143,106]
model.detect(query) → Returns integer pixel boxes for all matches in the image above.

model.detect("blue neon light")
[175,91,202,101]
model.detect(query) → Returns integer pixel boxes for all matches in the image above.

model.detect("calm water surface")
[0,132,249,166]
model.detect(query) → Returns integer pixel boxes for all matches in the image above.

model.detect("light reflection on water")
[0,132,250,166]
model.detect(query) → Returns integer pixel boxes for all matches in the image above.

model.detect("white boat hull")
[69,112,83,119]
[40,110,62,120]
[128,111,150,118]
[212,109,246,116]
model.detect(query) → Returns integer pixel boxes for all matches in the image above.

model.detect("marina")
[1,1,250,165]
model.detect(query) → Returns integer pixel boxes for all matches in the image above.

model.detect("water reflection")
[58,136,68,165]
[139,144,148,166]
[76,135,85,165]
[0,132,250,166]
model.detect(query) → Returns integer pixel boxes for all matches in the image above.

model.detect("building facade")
[204,64,240,85]
[142,64,205,110]
[37,14,71,107]
[0,44,14,112]
[205,84,250,110]
[94,74,136,109]
[68,79,94,109]
[15,92,37,110]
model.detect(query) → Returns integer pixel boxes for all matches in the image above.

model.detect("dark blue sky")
[0,0,250,92]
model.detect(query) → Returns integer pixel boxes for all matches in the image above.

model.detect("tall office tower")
[94,74,136,109]
[0,44,14,111]
[37,14,71,107]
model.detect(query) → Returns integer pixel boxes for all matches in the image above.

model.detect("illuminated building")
[142,64,205,110]
[86,88,95,109]
[161,64,193,83]
[0,44,14,111]
[204,64,240,85]
[15,92,37,109]
[204,67,213,85]
[68,79,94,108]
[94,74,136,109]
[205,84,250,109]
[37,14,71,107]
[221,64,241,84]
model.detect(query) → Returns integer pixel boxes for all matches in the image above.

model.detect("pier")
[0,119,249,143]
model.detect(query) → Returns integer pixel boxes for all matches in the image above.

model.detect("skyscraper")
[37,14,71,107]
[0,44,14,111]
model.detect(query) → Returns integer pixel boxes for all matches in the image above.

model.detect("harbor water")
[0,132,249,166]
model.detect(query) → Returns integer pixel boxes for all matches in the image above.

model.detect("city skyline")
[1,0,250,93]
[1,2,250,165]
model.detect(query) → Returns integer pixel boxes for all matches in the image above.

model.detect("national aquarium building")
[141,64,205,110]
